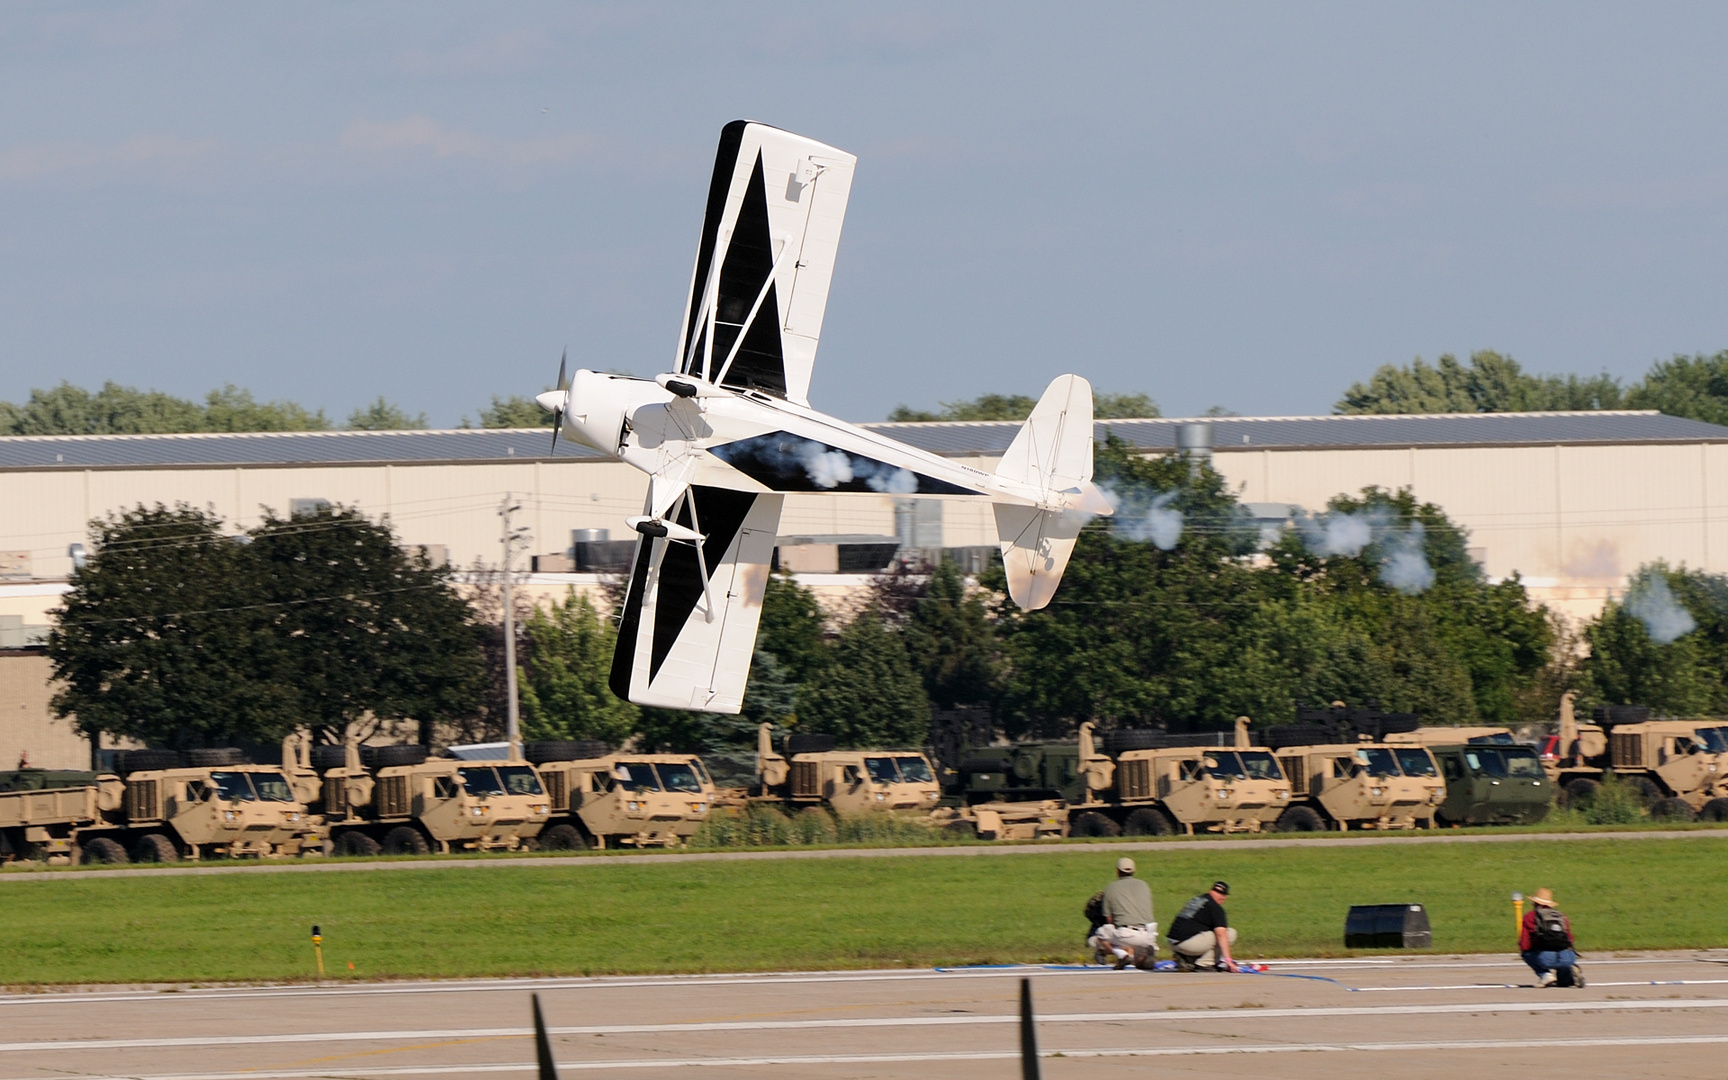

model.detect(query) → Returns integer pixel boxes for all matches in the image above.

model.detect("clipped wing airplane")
[538,121,1110,714]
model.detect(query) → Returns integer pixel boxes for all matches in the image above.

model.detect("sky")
[3,3,1728,426]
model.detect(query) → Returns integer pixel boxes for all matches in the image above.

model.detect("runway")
[5,953,1728,1078]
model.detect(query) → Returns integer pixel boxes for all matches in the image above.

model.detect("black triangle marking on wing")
[647,486,760,683]
[713,152,787,397]
[608,535,655,702]
[681,121,749,376]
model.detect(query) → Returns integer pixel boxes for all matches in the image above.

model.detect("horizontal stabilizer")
[994,375,1107,610]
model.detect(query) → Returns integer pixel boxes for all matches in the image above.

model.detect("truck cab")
[119,761,323,859]
[1427,743,1551,825]
[755,725,941,815]
[1269,738,1445,830]
[534,751,717,849]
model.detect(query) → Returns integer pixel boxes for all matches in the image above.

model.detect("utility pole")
[499,494,531,760]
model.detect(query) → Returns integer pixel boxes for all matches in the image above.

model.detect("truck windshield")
[458,767,507,796]
[1393,749,1437,777]
[1466,733,1515,745]
[617,762,661,791]
[208,772,256,801]
[689,758,712,785]
[1355,748,1400,776]
[1502,748,1544,778]
[865,757,901,784]
[656,762,703,793]
[251,771,295,802]
[895,756,935,783]
[496,766,544,796]
[1695,728,1728,753]
[1202,752,1248,780]
[1237,751,1284,781]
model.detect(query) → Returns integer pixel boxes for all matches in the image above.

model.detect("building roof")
[0,411,1726,470]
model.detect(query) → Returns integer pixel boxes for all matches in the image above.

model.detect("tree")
[346,397,428,430]
[242,506,486,742]
[49,503,487,748]
[1581,563,1728,716]
[633,649,799,754]
[756,569,829,681]
[888,391,1159,422]
[1336,352,1623,415]
[901,558,1002,708]
[518,590,637,746]
[48,505,270,748]
[796,606,931,747]
[0,381,329,435]
[1625,351,1728,426]
[471,395,550,429]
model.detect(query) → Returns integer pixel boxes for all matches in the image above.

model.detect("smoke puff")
[867,466,919,495]
[1378,521,1436,595]
[1298,509,1378,557]
[1625,573,1696,644]
[802,446,853,489]
[1101,485,1184,551]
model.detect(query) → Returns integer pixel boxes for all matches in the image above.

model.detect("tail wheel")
[381,826,429,855]
[1276,806,1324,832]
[1069,811,1121,838]
[79,837,129,865]
[1123,808,1175,836]
[131,833,179,862]
[538,824,590,851]
[334,830,381,857]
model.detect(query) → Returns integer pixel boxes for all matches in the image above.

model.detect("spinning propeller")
[546,349,570,455]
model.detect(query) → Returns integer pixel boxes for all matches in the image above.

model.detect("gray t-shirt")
[1101,876,1154,927]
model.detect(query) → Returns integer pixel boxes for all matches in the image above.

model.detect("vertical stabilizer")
[992,375,1110,610]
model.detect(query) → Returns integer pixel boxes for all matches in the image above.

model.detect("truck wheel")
[1624,776,1662,806]
[944,820,979,840]
[1276,806,1325,832]
[1069,811,1121,838]
[1651,797,1697,822]
[131,833,178,862]
[539,824,589,851]
[79,837,128,864]
[1124,808,1174,836]
[1564,778,1600,806]
[381,826,429,855]
[334,830,381,857]
[1700,798,1728,823]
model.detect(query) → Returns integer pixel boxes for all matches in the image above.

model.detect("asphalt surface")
[6,953,1728,1078]
[3,828,1726,881]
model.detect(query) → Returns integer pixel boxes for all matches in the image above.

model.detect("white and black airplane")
[538,121,1109,714]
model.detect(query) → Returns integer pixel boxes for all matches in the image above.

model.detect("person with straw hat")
[1519,887,1583,988]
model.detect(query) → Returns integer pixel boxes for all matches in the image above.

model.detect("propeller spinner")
[545,349,569,455]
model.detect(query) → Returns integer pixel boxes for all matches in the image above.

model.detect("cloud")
[0,134,210,182]
[339,115,601,167]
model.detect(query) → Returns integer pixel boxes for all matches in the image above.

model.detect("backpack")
[1532,907,1570,951]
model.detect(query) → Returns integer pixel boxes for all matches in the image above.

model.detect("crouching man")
[1521,887,1584,988]
[1167,880,1239,972]
[1088,857,1157,970]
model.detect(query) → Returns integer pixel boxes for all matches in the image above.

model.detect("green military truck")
[0,739,324,864]
[1383,727,1551,826]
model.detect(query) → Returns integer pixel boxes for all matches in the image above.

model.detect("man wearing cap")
[1167,881,1239,972]
[1089,857,1156,970]
[1519,887,1583,987]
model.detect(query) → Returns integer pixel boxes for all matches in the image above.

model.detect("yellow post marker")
[1511,892,1524,938]
[312,924,325,979]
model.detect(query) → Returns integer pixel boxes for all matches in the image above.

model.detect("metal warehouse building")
[4,409,1728,766]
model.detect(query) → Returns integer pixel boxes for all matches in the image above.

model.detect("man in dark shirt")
[1166,881,1238,972]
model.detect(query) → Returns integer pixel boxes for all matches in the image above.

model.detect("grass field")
[1,838,1723,986]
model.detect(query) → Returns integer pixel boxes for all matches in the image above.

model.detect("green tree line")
[1337,349,1728,422]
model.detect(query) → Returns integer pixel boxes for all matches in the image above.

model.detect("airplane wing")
[674,120,856,407]
[609,485,784,713]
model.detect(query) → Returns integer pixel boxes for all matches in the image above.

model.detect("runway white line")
[5,997,1728,1053]
[1352,978,1728,992]
[11,1034,1728,1078]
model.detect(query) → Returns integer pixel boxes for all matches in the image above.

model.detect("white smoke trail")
[1296,506,1436,594]
[1624,573,1696,644]
[1377,521,1436,595]
[1100,485,1184,550]
[1297,508,1379,557]
[800,445,853,488]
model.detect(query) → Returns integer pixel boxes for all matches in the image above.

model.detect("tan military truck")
[0,739,324,864]
[753,725,942,816]
[525,740,717,849]
[313,735,550,855]
[1260,726,1446,830]
[1545,695,1728,821]
[1061,720,1295,836]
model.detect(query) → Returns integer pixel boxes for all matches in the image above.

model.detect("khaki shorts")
[1089,923,1157,954]
[1169,927,1238,963]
